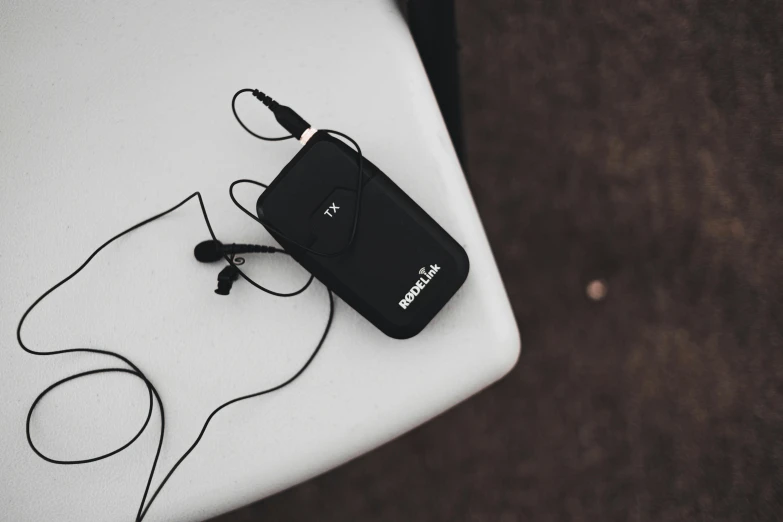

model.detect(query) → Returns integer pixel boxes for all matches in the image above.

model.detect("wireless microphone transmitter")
[256,131,469,339]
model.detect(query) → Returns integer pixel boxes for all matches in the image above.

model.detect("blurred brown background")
[214,1,783,520]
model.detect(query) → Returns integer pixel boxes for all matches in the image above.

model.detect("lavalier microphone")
[194,239,282,296]
[193,239,279,263]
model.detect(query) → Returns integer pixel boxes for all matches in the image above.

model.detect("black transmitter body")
[256,131,469,339]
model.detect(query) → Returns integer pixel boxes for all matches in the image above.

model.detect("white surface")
[0,1,519,521]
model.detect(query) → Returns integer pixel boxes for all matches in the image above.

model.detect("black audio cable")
[19,192,332,522]
[19,87,366,521]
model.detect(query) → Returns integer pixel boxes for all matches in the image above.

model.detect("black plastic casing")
[256,131,469,339]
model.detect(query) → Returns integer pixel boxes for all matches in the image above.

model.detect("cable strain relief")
[252,89,279,110]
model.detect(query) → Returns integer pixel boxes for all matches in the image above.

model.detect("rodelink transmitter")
[257,130,469,339]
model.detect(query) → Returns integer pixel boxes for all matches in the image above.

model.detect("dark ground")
[213,1,783,520]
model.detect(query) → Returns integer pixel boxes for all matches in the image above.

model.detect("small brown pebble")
[586,280,607,301]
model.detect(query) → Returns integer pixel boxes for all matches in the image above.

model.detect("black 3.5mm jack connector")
[251,89,311,140]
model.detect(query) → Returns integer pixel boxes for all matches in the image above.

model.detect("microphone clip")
[215,263,240,296]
